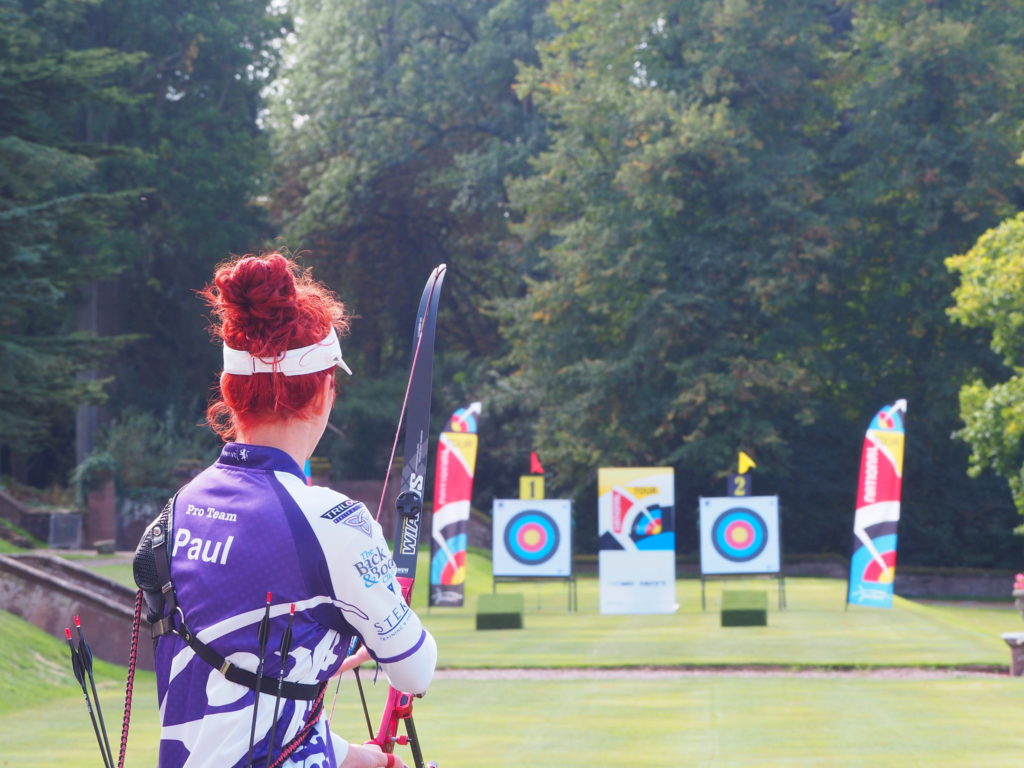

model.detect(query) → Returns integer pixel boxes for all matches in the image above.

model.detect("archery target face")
[712,508,768,562]
[700,496,780,574]
[493,499,572,577]
[505,511,559,564]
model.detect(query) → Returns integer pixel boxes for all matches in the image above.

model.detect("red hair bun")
[199,252,350,440]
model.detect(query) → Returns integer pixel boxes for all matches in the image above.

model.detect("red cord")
[267,685,326,768]
[118,590,143,768]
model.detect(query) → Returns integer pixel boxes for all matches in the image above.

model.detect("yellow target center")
[451,566,466,585]
[731,527,750,545]
[522,529,542,547]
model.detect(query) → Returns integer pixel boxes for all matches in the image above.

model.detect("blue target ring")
[504,510,559,565]
[711,508,768,562]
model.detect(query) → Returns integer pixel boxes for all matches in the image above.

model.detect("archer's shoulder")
[272,471,376,533]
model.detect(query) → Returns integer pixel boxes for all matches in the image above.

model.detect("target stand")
[492,574,578,613]
[698,496,784,611]
[700,572,786,611]
[492,499,576,612]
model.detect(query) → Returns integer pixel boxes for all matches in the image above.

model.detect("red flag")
[530,451,544,475]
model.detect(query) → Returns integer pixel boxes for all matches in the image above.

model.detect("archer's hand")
[341,742,407,768]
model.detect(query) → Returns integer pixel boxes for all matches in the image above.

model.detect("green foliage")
[69,450,117,505]
[8,0,1024,568]
[269,0,551,374]
[1,0,288,487]
[948,213,1024,522]
[495,0,1024,561]
[85,0,289,417]
[502,0,836,501]
[70,410,218,507]
[0,0,146,450]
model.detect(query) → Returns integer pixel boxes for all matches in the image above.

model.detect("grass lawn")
[9,549,1016,766]
[63,548,1018,668]
[4,666,1023,767]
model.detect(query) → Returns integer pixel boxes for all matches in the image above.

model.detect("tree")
[500,0,1024,562]
[81,0,289,417]
[1,0,289,485]
[501,0,837,501]
[269,0,551,479]
[811,0,1024,559]
[0,0,144,481]
[947,212,1024,526]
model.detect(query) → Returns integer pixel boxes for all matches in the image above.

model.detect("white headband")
[223,327,353,377]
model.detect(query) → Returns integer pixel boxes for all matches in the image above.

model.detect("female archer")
[143,252,436,768]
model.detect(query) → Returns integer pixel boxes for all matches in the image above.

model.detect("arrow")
[246,592,273,768]
[264,603,296,768]
[66,626,112,768]
[73,616,114,768]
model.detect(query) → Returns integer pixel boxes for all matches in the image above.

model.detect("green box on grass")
[721,590,768,627]
[476,592,525,630]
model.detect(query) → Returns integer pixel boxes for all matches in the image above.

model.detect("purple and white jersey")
[155,443,436,768]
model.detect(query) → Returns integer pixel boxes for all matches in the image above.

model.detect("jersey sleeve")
[277,474,436,694]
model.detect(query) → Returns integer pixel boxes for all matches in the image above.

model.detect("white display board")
[699,496,781,575]
[492,499,572,577]
[597,467,676,614]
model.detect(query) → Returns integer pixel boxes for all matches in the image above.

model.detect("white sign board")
[597,467,676,614]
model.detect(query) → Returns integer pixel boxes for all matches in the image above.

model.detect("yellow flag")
[738,451,757,475]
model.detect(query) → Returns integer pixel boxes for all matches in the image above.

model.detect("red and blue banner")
[847,400,907,608]
[429,402,481,607]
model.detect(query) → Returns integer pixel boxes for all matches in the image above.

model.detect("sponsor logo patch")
[374,604,411,639]
[321,500,373,536]
[353,546,397,588]
[343,508,372,537]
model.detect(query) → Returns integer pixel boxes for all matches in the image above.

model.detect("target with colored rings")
[711,508,768,562]
[504,510,560,565]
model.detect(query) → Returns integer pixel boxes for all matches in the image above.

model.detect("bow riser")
[373,265,446,768]
[390,266,445,582]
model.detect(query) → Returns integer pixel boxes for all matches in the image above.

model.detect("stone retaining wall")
[0,554,153,670]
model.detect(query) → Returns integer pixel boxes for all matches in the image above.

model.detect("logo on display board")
[850,531,898,587]
[431,533,467,585]
[605,486,673,551]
